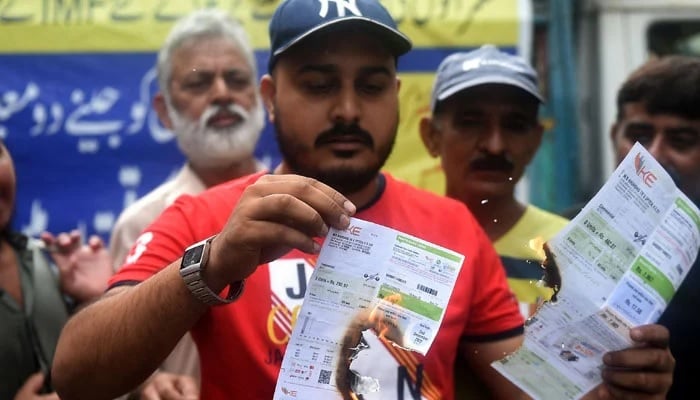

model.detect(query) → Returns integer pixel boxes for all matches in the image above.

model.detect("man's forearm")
[52,262,207,400]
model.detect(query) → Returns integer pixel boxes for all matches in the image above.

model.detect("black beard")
[304,165,381,195]
[274,119,396,195]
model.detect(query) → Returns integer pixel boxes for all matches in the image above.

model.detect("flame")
[528,236,546,260]
[368,293,404,344]
[368,301,396,342]
[527,237,562,301]
[336,293,407,399]
[368,307,389,341]
[383,293,403,304]
[541,243,562,302]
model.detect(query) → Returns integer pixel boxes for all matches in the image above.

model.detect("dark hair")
[616,56,700,121]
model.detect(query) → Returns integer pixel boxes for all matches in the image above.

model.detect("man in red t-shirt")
[52,1,674,399]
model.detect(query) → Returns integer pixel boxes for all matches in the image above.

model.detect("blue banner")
[0,0,526,242]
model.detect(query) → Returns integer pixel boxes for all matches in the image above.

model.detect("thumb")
[19,372,46,394]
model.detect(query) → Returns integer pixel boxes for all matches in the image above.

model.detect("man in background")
[420,45,684,398]
[419,45,570,397]
[420,45,568,318]
[609,55,700,400]
[0,140,112,399]
[109,9,266,398]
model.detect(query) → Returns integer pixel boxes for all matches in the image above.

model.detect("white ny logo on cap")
[318,0,362,18]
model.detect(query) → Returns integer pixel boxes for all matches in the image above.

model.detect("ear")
[419,116,441,158]
[524,122,546,163]
[609,122,620,145]
[533,122,545,149]
[260,74,276,123]
[152,93,173,130]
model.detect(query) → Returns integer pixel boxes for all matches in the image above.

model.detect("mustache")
[470,154,515,171]
[200,103,249,128]
[663,163,682,186]
[314,123,374,148]
[663,163,700,205]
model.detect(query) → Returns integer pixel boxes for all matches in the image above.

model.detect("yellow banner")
[0,0,519,52]
[387,73,445,194]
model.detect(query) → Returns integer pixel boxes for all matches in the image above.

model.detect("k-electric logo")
[634,152,658,187]
[345,225,362,235]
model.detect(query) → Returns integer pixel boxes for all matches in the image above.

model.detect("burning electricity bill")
[273,218,464,400]
[493,143,700,399]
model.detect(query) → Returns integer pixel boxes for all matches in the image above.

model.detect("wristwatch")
[180,235,245,306]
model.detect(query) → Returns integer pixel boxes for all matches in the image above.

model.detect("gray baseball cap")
[430,45,544,111]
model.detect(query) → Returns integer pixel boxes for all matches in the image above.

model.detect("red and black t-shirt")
[110,172,523,400]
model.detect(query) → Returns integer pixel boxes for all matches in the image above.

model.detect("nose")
[645,135,669,165]
[211,76,234,105]
[331,87,361,125]
[478,122,506,155]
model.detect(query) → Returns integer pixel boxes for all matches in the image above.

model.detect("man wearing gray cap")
[421,45,566,320]
[421,45,674,399]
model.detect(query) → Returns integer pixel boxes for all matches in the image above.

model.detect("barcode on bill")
[417,283,438,296]
[318,369,332,384]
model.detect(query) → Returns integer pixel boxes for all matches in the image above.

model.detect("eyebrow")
[624,122,699,135]
[183,68,250,78]
[357,66,393,77]
[623,122,655,131]
[297,64,336,75]
[666,126,700,136]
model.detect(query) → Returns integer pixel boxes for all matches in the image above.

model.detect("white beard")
[168,100,264,169]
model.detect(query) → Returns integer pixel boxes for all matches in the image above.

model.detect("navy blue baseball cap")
[430,45,544,111]
[268,0,412,71]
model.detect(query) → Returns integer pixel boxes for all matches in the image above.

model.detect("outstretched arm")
[53,270,202,400]
[461,335,530,400]
[52,175,356,400]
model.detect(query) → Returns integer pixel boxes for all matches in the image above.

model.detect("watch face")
[183,244,205,267]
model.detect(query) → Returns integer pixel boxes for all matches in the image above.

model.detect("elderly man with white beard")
[108,9,266,399]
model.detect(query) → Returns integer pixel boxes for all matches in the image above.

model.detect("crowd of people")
[2,0,698,399]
